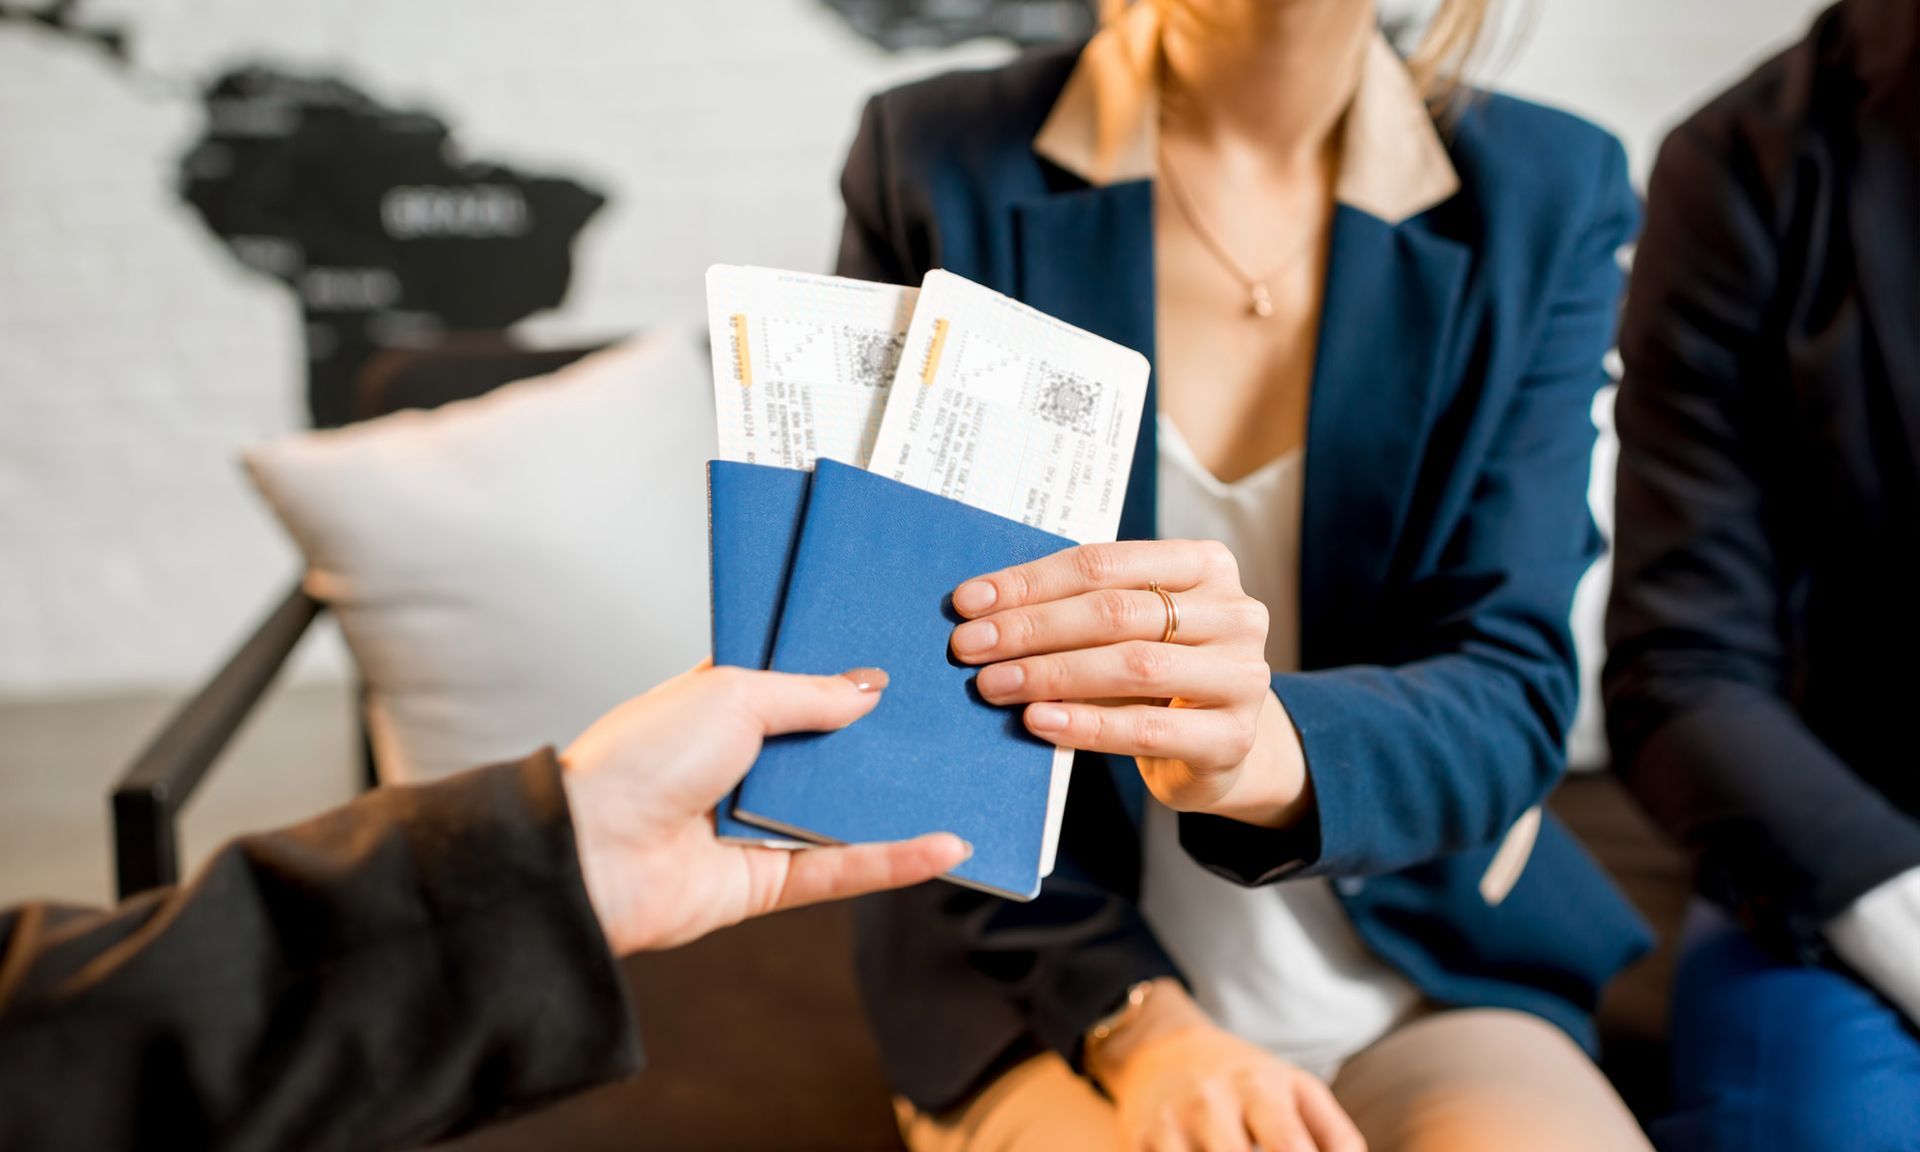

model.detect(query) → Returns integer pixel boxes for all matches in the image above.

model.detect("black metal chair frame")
[111,587,328,896]
[109,339,605,900]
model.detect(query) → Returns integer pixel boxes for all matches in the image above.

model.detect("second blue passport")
[731,459,1072,900]
[707,460,811,845]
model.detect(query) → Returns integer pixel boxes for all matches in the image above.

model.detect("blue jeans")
[1650,903,1920,1152]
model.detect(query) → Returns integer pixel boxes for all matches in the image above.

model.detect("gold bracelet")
[1086,979,1157,1048]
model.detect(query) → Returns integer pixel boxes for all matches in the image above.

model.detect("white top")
[1138,415,1422,1080]
[1826,864,1920,1027]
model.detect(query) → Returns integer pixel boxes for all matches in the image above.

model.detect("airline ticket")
[705,265,918,469]
[867,270,1149,544]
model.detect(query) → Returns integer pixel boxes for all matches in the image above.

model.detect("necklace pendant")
[1248,282,1275,319]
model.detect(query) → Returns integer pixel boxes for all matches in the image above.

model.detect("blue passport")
[706,460,811,846]
[732,459,1074,900]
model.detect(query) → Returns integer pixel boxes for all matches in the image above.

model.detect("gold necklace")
[1156,141,1325,319]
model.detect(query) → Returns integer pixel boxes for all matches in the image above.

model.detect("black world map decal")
[3,3,607,430]
[5,0,1098,429]
[178,70,606,428]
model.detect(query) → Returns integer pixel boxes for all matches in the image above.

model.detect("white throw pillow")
[245,327,715,783]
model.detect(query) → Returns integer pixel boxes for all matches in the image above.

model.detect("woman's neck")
[1157,0,1375,168]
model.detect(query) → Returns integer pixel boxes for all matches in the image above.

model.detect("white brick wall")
[0,0,1825,698]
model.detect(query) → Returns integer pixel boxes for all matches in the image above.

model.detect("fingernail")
[954,837,975,862]
[953,580,998,615]
[841,667,889,692]
[950,619,997,657]
[1027,703,1069,732]
[976,663,1025,698]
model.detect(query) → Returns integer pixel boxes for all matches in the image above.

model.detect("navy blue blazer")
[840,44,1653,1111]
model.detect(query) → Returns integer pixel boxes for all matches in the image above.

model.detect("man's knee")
[1662,921,1920,1152]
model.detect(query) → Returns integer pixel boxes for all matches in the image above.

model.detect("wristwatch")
[1086,979,1157,1049]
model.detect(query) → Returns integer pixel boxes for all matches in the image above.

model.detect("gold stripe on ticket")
[921,317,950,386]
[729,313,753,387]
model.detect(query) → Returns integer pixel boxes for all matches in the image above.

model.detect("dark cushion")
[355,338,605,421]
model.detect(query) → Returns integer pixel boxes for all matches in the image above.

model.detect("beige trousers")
[897,1009,1653,1152]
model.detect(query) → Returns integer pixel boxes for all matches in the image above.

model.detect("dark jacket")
[1606,0,1920,957]
[839,44,1653,1111]
[0,752,640,1151]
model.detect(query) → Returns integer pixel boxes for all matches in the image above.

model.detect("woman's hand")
[561,663,970,954]
[950,539,1310,826]
[1087,981,1365,1152]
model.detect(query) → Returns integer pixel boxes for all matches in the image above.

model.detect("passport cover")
[707,460,811,845]
[732,459,1074,900]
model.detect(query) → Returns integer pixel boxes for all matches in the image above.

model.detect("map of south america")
[178,69,605,427]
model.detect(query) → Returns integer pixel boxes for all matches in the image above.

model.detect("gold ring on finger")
[1147,581,1180,645]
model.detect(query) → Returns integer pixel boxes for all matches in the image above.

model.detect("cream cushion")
[245,327,714,783]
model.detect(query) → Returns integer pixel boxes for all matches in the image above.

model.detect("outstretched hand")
[561,662,971,953]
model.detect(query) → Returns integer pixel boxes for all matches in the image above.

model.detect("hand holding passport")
[703,265,1149,899]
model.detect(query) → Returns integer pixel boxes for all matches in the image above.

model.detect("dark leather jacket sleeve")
[0,749,641,1152]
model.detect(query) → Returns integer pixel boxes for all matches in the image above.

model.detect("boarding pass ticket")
[868,270,1149,545]
[706,265,918,470]
[704,266,1149,878]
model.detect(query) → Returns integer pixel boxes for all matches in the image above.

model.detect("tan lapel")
[1033,4,1460,224]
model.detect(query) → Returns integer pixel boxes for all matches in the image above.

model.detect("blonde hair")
[1403,0,1499,109]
